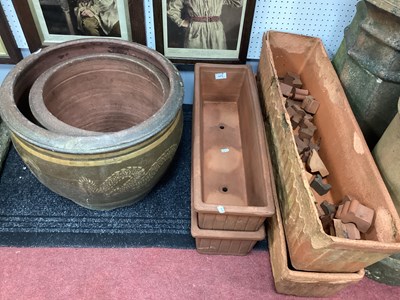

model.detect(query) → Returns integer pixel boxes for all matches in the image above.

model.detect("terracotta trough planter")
[191,195,266,255]
[268,171,364,297]
[0,39,183,210]
[258,31,400,272]
[192,63,275,231]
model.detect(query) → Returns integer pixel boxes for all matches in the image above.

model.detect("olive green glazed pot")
[0,39,184,210]
[333,0,400,148]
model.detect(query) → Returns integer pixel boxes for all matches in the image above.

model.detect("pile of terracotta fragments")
[279,72,375,240]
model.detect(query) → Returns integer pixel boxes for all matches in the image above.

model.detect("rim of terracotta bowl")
[29,53,170,136]
[0,38,183,154]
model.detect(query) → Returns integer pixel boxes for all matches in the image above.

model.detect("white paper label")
[215,72,227,80]
[217,206,225,214]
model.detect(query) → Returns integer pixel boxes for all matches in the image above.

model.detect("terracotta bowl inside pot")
[29,54,170,136]
[0,39,183,210]
[0,38,183,154]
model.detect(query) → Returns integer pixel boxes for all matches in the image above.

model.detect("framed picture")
[153,0,256,64]
[0,4,22,64]
[12,0,146,52]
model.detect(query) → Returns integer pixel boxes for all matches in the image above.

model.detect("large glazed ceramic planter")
[0,39,183,210]
[258,31,400,273]
[192,63,275,231]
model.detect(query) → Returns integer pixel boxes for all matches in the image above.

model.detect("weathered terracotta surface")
[191,196,265,255]
[258,31,400,272]
[373,98,400,213]
[0,39,183,210]
[29,54,169,136]
[268,178,364,297]
[192,63,275,231]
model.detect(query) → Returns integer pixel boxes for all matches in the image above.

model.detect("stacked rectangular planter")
[191,63,276,255]
[258,31,400,296]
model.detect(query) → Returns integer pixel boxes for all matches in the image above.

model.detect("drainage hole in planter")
[221,186,228,193]
[219,124,225,129]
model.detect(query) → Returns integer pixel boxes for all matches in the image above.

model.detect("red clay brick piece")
[307,149,329,177]
[309,141,320,152]
[292,104,306,116]
[301,95,320,114]
[279,82,294,98]
[299,119,316,131]
[286,106,296,118]
[286,99,301,108]
[283,72,297,85]
[295,135,309,154]
[333,220,360,239]
[344,223,361,240]
[336,198,375,233]
[287,71,300,80]
[303,113,314,122]
[305,171,315,184]
[292,78,303,88]
[291,113,303,129]
[333,219,347,238]
[294,87,309,96]
[299,126,316,140]
[301,149,311,162]
[293,93,307,101]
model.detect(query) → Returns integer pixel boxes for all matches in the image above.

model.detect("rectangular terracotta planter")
[192,63,275,231]
[258,31,400,272]
[268,178,364,297]
[191,197,266,255]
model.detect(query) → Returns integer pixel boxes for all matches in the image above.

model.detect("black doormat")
[0,105,267,249]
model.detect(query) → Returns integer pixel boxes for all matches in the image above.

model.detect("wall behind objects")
[1,0,358,103]
[144,0,358,58]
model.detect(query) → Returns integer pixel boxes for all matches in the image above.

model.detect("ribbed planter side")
[191,197,266,255]
[333,0,400,148]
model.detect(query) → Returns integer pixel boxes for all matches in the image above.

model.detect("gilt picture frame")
[12,0,146,52]
[153,0,256,64]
